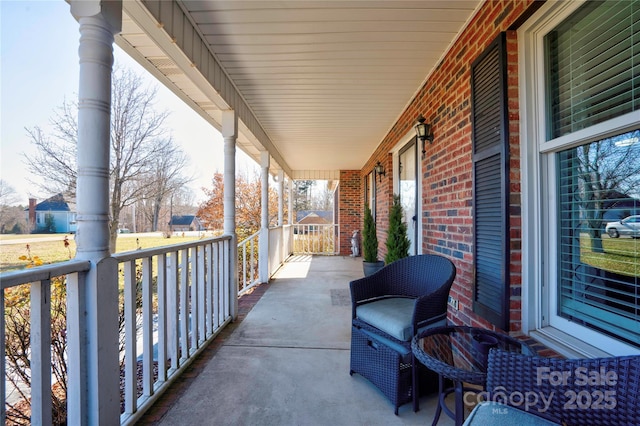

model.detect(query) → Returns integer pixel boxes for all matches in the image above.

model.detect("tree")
[197,171,279,239]
[24,66,190,251]
[293,180,314,212]
[135,145,192,232]
[311,181,334,211]
[572,131,640,252]
[0,181,28,234]
[385,194,410,264]
[0,180,19,206]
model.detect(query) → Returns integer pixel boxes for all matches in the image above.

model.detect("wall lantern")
[415,114,434,157]
[374,161,386,182]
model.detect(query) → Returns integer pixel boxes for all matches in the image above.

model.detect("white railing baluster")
[124,260,137,414]
[179,249,189,362]
[242,242,247,291]
[190,247,198,352]
[31,278,52,426]
[142,257,153,398]
[168,251,179,372]
[250,237,255,285]
[205,244,213,337]
[213,242,220,329]
[224,239,230,318]
[157,253,167,382]
[197,246,205,346]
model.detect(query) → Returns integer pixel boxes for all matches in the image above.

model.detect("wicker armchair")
[464,348,640,425]
[349,254,456,414]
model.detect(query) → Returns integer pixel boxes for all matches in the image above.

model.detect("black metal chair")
[349,254,456,414]
[464,348,640,425]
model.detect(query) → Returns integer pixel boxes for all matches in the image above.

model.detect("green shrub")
[362,204,378,262]
[385,194,410,264]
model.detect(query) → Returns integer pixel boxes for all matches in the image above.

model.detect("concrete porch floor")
[137,255,455,425]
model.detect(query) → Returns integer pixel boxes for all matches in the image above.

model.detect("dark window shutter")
[471,33,510,330]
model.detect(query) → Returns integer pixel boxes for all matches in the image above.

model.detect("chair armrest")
[349,274,390,318]
[413,283,450,329]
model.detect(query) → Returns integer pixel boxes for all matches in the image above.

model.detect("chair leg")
[412,354,420,412]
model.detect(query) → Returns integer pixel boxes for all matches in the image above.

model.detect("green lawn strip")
[0,234,201,272]
[581,235,639,277]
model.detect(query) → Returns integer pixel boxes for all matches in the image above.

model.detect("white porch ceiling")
[117,0,481,178]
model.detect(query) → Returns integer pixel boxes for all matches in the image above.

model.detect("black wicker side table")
[412,325,535,426]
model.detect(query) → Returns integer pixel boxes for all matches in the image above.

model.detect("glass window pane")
[557,130,640,346]
[545,1,640,139]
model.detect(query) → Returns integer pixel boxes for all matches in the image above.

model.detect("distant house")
[295,211,332,234]
[26,194,77,234]
[169,215,204,232]
[295,210,333,224]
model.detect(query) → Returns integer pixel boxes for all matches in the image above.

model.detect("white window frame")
[519,0,640,357]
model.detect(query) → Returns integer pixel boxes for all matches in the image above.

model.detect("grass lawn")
[0,233,202,273]
[581,234,640,277]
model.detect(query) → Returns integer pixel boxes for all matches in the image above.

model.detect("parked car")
[605,215,640,238]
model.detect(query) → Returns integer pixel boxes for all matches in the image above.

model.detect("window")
[521,0,640,354]
[398,139,419,255]
[365,172,375,218]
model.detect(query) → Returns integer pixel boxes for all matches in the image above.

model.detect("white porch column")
[222,110,239,319]
[277,170,284,226]
[69,1,121,424]
[259,151,270,283]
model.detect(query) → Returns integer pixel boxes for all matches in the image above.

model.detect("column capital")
[71,0,122,34]
[222,110,237,138]
[261,150,270,169]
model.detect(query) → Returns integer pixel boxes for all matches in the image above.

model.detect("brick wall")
[338,170,361,256]
[349,0,537,333]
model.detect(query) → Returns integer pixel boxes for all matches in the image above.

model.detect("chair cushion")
[356,297,416,341]
[463,402,560,426]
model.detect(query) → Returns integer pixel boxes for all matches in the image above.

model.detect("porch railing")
[114,236,233,425]
[238,231,259,295]
[268,225,294,276]
[292,224,339,255]
[238,225,294,295]
[1,236,235,426]
[1,259,91,425]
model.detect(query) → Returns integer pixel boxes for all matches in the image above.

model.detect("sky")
[1,0,257,206]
